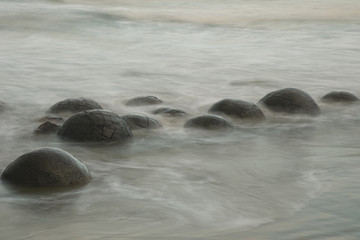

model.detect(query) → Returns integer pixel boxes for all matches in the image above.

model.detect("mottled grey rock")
[58,110,132,142]
[126,96,163,106]
[258,88,320,116]
[1,147,91,187]
[121,114,162,130]
[34,121,61,134]
[47,97,103,114]
[208,99,265,121]
[321,91,359,104]
[184,114,236,130]
[152,107,187,117]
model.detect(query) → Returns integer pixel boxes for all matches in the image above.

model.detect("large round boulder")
[208,99,265,121]
[184,114,236,130]
[126,96,163,106]
[47,97,103,114]
[152,107,187,117]
[258,88,320,116]
[121,114,162,130]
[321,91,359,104]
[58,110,133,142]
[1,147,91,187]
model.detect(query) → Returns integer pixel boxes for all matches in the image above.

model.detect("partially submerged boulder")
[126,96,162,106]
[258,88,320,116]
[58,110,132,142]
[1,147,91,187]
[34,121,61,134]
[184,114,236,130]
[152,107,187,117]
[321,91,359,104]
[47,97,103,114]
[208,99,265,121]
[121,114,162,130]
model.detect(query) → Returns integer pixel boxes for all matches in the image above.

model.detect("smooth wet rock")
[184,114,236,130]
[258,88,320,116]
[47,97,103,114]
[152,107,187,117]
[121,114,162,130]
[1,147,91,187]
[58,110,132,142]
[208,99,265,121]
[34,121,61,134]
[321,91,359,104]
[126,96,163,106]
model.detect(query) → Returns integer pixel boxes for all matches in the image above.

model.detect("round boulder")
[126,96,163,106]
[58,110,132,142]
[321,91,359,104]
[1,147,91,187]
[34,121,61,134]
[258,88,320,116]
[121,114,162,130]
[152,107,187,117]
[47,97,103,114]
[208,99,265,121]
[184,114,236,130]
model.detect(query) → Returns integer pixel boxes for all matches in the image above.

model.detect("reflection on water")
[1,0,360,239]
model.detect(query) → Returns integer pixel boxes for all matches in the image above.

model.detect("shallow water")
[1,0,360,239]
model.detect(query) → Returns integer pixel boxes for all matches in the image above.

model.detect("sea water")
[0,0,360,239]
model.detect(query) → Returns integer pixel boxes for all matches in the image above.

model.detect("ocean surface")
[1,0,360,239]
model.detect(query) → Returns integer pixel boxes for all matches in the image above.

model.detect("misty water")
[1,0,360,239]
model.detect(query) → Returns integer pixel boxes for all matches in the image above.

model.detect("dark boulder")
[184,114,236,130]
[152,107,187,117]
[121,114,162,130]
[58,110,132,142]
[258,88,320,116]
[126,96,162,106]
[1,147,91,187]
[47,97,103,114]
[34,121,61,134]
[208,99,265,121]
[321,91,359,104]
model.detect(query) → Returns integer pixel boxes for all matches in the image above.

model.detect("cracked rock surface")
[121,114,162,130]
[208,99,265,121]
[47,97,103,114]
[1,147,91,187]
[258,88,320,116]
[58,110,133,142]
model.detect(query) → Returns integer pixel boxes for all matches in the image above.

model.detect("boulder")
[34,121,61,134]
[47,97,103,114]
[152,107,187,117]
[208,99,265,121]
[1,147,91,187]
[121,114,162,130]
[321,91,359,104]
[258,88,320,115]
[58,110,132,142]
[184,114,236,130]
[126,96,162,106]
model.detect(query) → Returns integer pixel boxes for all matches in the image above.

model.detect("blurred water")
[1,0,360,239]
